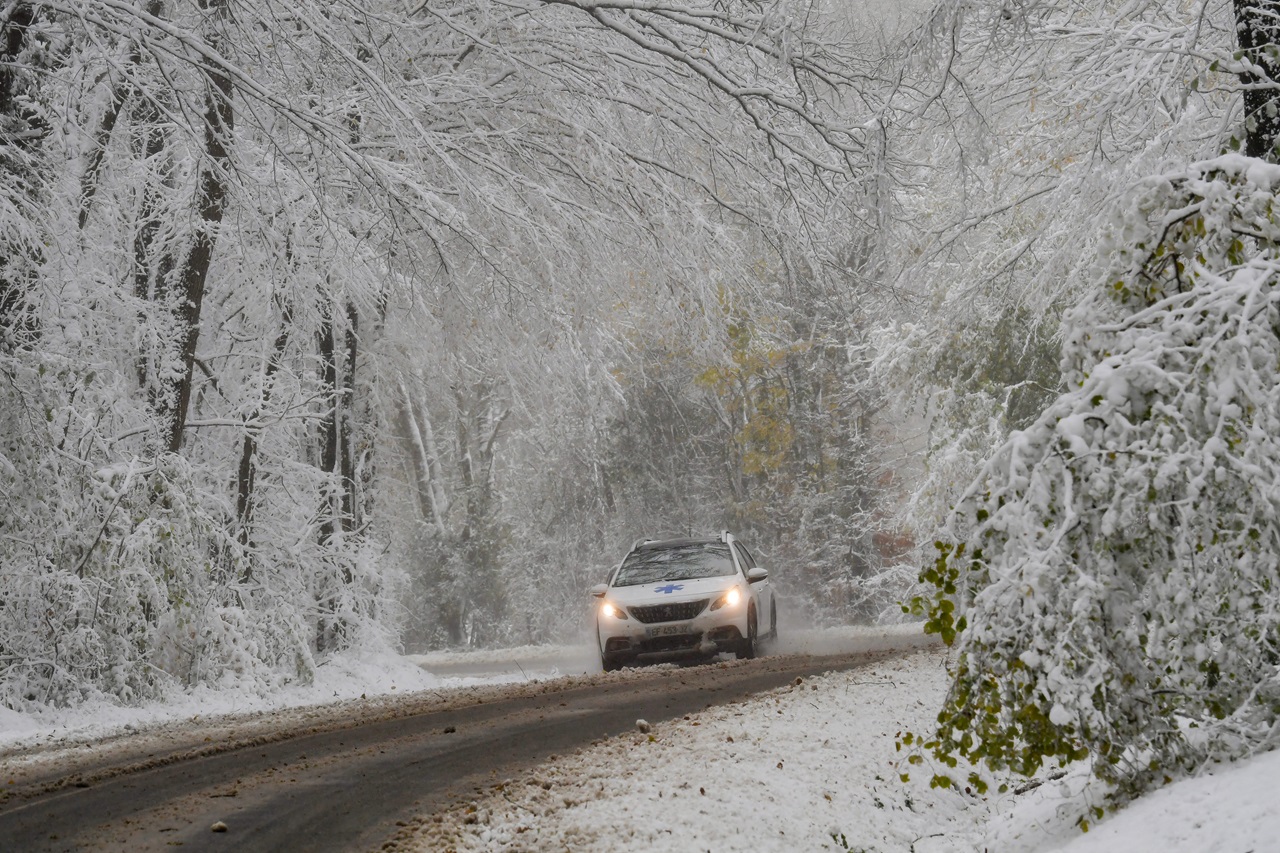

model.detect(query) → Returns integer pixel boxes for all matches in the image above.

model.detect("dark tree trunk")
[1235,0,1280,160]
[340,304,360,533]
[234,295,293,564]
[0,2,45,350]
[77,0,161,230]
[317,300,341,544]
[163,3,232,453]
[314,21,385,653]
[317,40,381,543]
[314,298,343,655]
[0,6,31,117]
[314,296,365,649]
[316,300,366,550]
[132,119,172,399]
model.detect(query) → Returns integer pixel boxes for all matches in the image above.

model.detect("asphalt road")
[0,635,935,853]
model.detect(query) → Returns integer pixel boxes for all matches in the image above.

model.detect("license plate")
[645,624,691,638]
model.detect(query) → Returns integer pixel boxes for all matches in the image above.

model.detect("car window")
[614,543,736,587]
[732,542,755,571]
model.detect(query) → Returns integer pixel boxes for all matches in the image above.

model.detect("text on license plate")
[645,624,692,638]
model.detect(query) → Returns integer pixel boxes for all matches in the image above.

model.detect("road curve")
[0,635,936,853]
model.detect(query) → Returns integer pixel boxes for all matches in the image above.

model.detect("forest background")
[1,0,1276,785]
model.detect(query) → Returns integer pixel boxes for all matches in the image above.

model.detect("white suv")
[591,532,777,671]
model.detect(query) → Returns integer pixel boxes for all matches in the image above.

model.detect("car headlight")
[601,601,629,620]
[710,587,742,611]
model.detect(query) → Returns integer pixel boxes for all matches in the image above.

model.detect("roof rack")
[718,530,731,543]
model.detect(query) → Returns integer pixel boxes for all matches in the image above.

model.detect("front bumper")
[597,598,748,664]
[602,625,746,664]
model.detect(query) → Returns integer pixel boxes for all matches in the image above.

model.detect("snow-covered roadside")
[390,648,1280,853]
[393,648,981,853]
[0,648,445,754]
[3,624,1277,853]
[0,621,934,757]
[0,624,910,767]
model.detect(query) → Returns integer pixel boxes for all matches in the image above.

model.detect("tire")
[598,627,623,672]
[738,606,758,660]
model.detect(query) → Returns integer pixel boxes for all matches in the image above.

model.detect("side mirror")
[590,583,608,599]
[747,567,768,583]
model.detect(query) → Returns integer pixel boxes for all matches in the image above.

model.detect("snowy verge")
[0,622,920,770]
[985,746,1280,853]
[389,647,1280,853]
[0,647,443,756]
[391,649,985,852]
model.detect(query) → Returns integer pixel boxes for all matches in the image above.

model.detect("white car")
[591,533,778,671]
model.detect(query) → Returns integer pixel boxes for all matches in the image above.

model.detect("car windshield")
[613,543,736,587]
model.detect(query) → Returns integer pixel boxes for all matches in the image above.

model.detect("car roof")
[633,536,726,552]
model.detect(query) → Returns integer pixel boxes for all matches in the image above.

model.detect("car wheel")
[738,606,758,660]
[598,627,622,672]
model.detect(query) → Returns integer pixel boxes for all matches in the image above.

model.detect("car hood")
[606,576,738,605]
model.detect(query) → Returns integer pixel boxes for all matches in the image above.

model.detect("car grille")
[640,633,703,654]
[628,599,709,624]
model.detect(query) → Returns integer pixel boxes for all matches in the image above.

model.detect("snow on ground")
[1044,750,1280,853]
[0,647,445,753]
[0,623,919,754]
[406,642,598,683]
[393,642,1280,853]
[2,623,1278,852]
[396,647,983,853]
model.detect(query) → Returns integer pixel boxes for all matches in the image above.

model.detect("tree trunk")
[340,304,360,533]
[234,295,293,562]
[317,298,342,544]
[0,2,45,350]
[160,0,233,453]
[317,28,380,547]
[315,296,361,652]
[0,5,32,129]
[400,380,448,537]
[398,393,436,526]
[131,117,173,400]
[1234,0,1280,160]
[77,1,161,231]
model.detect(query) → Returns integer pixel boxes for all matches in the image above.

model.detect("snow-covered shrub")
[915,155,1280,803]
[0,353,392,709]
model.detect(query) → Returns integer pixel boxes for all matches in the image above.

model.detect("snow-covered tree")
[880,0,1241,530]
[1,0,900,703]
[1234,0,1280,157]
[914,155,1280,803]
